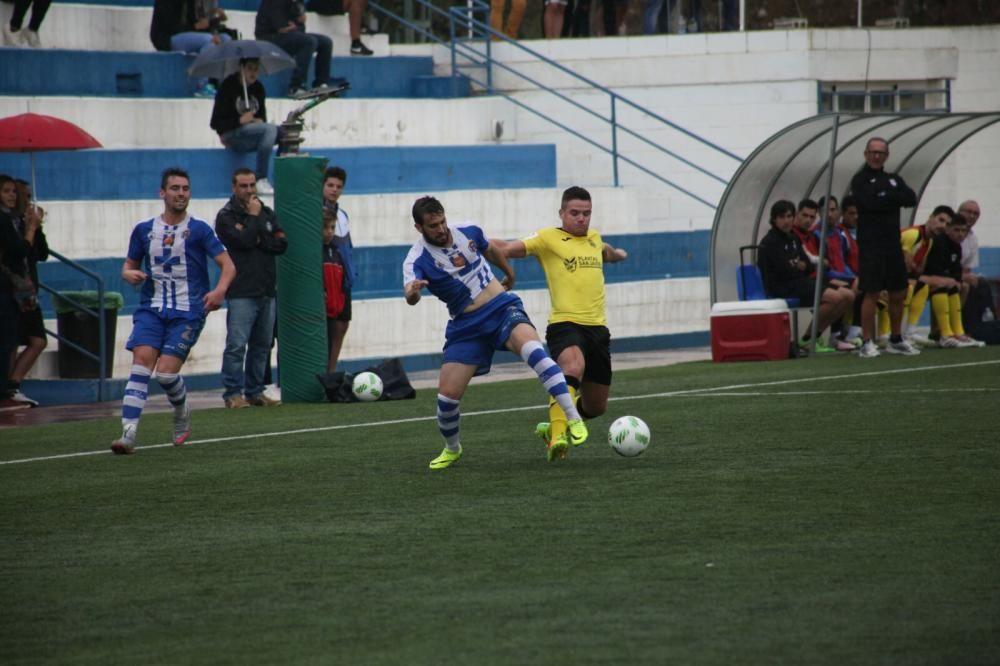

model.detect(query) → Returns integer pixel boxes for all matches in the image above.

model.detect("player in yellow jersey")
[502,186,628,459]
[897,205,952,344]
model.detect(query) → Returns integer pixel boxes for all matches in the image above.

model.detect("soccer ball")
[352,371,383,402]
[608,416,650,457]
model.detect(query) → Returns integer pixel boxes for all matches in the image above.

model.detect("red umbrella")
[0,112,102,201]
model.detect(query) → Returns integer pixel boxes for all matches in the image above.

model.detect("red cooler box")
[710,299,791,362]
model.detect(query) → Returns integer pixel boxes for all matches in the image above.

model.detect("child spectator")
[321,167,356,372]
[322,210,346,371]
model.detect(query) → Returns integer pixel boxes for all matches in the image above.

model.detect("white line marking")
[2,358,997,466]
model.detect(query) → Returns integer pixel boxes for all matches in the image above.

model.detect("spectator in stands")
[256,0,335,98]
[347,0,373,54]
[215,168,287,408]
[2,0,50,48]
[757,199,855,353]
[150,0,232,97]
[544,0,567,38]
[599,0,626,35]
[642,0,671,34]
[322,167,356,372]
[0,175,32,411]
[210,58,279,196]
[491,0,526,39]
[6,179,48,406]
[848,136,920,358]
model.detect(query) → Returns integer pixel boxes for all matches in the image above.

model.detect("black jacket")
[757,226,811,299]
[0,210,30,294]
[255,0,303,38]
[150,0,196,51]
[215,196,287,298]
[210,73,268,136]
[848,164,917,248]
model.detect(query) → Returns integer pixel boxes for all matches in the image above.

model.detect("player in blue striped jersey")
[111,168,236,455]
[403,196,588,469]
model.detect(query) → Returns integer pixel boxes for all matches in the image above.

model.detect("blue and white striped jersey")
[127,215,226,316]
[402,224,497,318]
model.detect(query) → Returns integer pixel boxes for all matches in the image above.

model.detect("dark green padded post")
[274,155,328,402]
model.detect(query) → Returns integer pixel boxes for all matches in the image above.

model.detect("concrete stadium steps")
[0,144,556,200]
[33,187,641,260]
[0,49,463,99]
[0,2,388,55]
[0,96,519,149]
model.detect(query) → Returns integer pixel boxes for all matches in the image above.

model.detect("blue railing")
[369,0,742,209]
[38,250,109,401]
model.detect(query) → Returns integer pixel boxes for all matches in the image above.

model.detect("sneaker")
[247,393,281,407]
[907,332,932,347]
[22,29,39,47]
[0,397,32,411]
[350,40,374,55]
[535,421,551,444]
[546,434,569,462]
[111,424,137,455]
[876,335,890,349]
[801,337,835,353]
[288,86,310,99]
[173,402,192,446]
[193,82,217,98]
[833,339,856,352]
[954,335,984,348]
[429,445,462,470]
[566,418,588,446]
[8,389,38,407]
[885,338,920,356]
[937,336,961,349]
[255,178,274,195]
[225,395,250,409]
[858,340,881,358]
[841,336,863,349]
[2,25,20,46]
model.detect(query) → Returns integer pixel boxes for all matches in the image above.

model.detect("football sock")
[156,372,187,409]
[122,364,152,431]
[949,290,965,336]
[436,394,461,452]
[877,307,891,338]
[931,291,954,337]
[519,340,581,421]
[548,380,579,444]
[908,282,929,327]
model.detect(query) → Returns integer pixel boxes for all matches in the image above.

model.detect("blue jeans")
[264,31,332,90]
[222,297,275,399]
[171,33,232,88]
[221,122,279,181]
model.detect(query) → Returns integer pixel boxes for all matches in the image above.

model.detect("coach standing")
[849,137,920,358]
[215,167,287,408]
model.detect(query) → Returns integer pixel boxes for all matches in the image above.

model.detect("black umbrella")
[188,40,296,105]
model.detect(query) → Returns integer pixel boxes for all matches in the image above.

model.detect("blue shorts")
[443,291,533,377]
[126,309,206,361]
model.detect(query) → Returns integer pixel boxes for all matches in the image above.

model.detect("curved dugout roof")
[710,112,1000,304]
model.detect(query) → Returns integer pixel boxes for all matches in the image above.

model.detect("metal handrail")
[41,249,108,401]
[368,0,742,209]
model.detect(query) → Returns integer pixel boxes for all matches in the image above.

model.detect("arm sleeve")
[198,221,229,258]
[126,225,146,263]
[521,231,544,257]
[258,212,288,255]
[215,209,260,250]
[210,79,240,134]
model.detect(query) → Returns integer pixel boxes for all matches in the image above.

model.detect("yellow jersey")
[522,227,606,326]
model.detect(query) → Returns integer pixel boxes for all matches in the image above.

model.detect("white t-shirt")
[961,228,979,271]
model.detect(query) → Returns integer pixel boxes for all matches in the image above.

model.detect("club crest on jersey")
[182,229,191,239]
[450,252,468,268]
[563,257,578,272]
[163,232,175,247]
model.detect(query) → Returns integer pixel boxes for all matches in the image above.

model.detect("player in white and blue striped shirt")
[111,168,236,455]
[403,196,588,469]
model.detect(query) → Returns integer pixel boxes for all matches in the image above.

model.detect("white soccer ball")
[352,371,383,402]
[608,416,650,457]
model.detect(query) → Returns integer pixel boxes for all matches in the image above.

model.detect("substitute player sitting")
[403,196,588,469]
[503,186,627,459]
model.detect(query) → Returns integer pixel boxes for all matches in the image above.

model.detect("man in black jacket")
[0,175,31,411]
[210,59,280,195]
[848,137,920,358]
[255,0,333,97]
[215,168,288,408]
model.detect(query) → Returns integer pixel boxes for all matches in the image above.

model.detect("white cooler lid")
[711,299,790,316]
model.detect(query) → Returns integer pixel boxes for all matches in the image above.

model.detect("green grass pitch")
[2,349,999,664]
